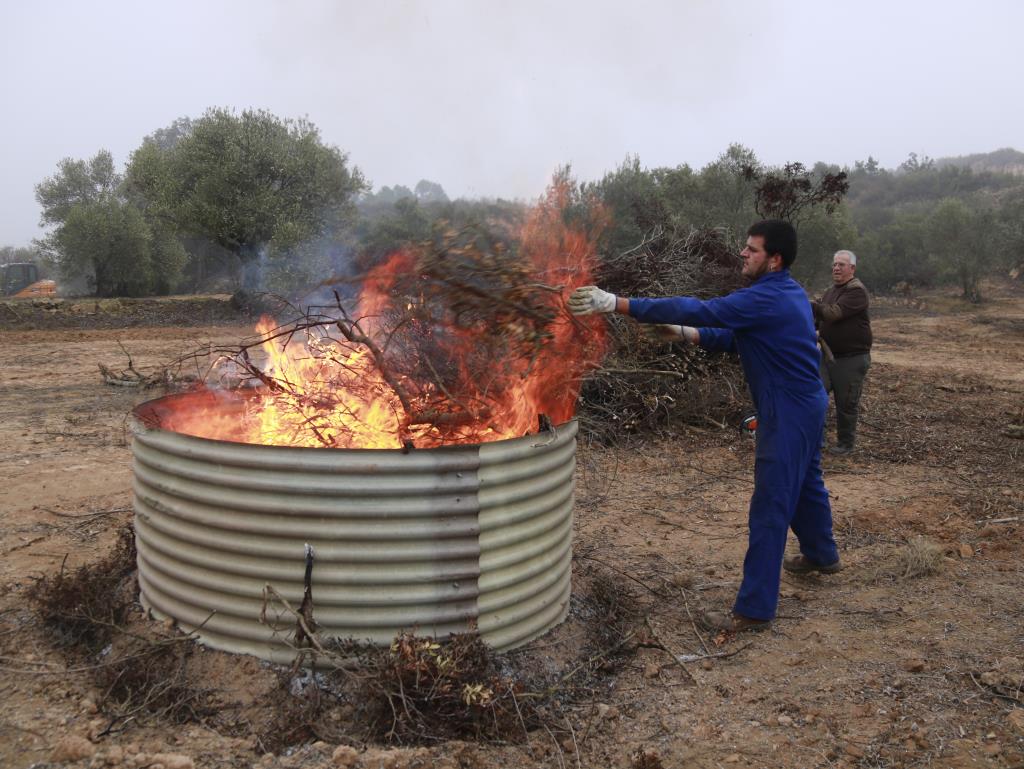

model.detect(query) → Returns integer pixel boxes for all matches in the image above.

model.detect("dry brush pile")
[27,528,217,728]
[580,226,750,441]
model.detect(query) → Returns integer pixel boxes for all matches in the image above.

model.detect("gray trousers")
[820,353,870,447]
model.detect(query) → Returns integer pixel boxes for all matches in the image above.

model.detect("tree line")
[16,108,1024,300]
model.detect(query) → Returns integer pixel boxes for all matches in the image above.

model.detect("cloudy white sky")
[1,0,1020,246]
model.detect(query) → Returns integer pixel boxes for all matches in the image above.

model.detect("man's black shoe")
[698,610,772,633]
[783,554,843,575]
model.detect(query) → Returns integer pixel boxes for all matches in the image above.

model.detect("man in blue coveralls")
[568,220,842,633]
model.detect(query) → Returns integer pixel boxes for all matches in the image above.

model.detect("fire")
[164,179,609,449]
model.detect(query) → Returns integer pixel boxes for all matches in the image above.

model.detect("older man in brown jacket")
[813,250,872,454]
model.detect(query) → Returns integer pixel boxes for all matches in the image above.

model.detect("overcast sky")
[1,0,1021,246]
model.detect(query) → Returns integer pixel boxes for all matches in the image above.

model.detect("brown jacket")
[813,277,872,357]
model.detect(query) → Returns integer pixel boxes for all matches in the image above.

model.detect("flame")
[163,179,609,449]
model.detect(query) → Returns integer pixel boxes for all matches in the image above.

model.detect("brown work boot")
[698,610,771,633]
[783,554,843,575]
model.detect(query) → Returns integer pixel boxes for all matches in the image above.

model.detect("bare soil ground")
[1,287,1022,769]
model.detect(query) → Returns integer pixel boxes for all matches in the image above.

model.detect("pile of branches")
[94,634,213,725]
[581,226,749,439]
[599,225,743,301]
[348,631,537,743]
[29,526,138,651]
[98,341,200,390]
[257,565,548,747]
[28,525,215,726]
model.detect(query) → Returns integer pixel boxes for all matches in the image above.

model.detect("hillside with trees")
[9,108,1023,302]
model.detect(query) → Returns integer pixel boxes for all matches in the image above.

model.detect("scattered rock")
[958,543,974,558]
[842,742,865,758]
[982,741,1002,757]
[643,662,661,679]
[81,697,98,714]
[87,716,107,741]
[148,754,194,769]
[360,748,398,769]
[978,662,1021,687]
[670,572,693,588]
[901,659,926,673]
[1008,709,1024,733]
[596,703,619,720]
[701,659,713,671]
[331,745,359,767]
[51,735,96,763]
[331,745,360,769]
[777,714,793,726]
[851,703,874,718]
[106,745,125,766]
[724,755,741,764]
[632,748,662,767]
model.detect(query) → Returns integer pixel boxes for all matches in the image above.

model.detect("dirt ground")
[0,288,1022,769]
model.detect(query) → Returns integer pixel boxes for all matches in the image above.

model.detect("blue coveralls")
[629,269,839,621]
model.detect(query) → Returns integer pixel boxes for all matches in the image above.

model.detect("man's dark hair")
[748,219,798,267]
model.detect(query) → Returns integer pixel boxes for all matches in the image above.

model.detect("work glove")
[641,324,699,344]
[567,285,616,315]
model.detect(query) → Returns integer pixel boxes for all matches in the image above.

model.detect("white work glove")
[641,324,699,344]
[567,285,616,315]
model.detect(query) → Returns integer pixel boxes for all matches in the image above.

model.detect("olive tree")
[35,150,186,296]
[926,198,997,303]
[126,109,367,289]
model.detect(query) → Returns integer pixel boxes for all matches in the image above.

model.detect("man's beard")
[743,262,772,283]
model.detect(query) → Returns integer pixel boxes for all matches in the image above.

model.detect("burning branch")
[179,181,610,450]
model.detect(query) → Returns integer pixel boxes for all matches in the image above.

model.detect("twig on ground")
[674,642,754,664]
[641,617,697,685]
[43,507,131,519]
